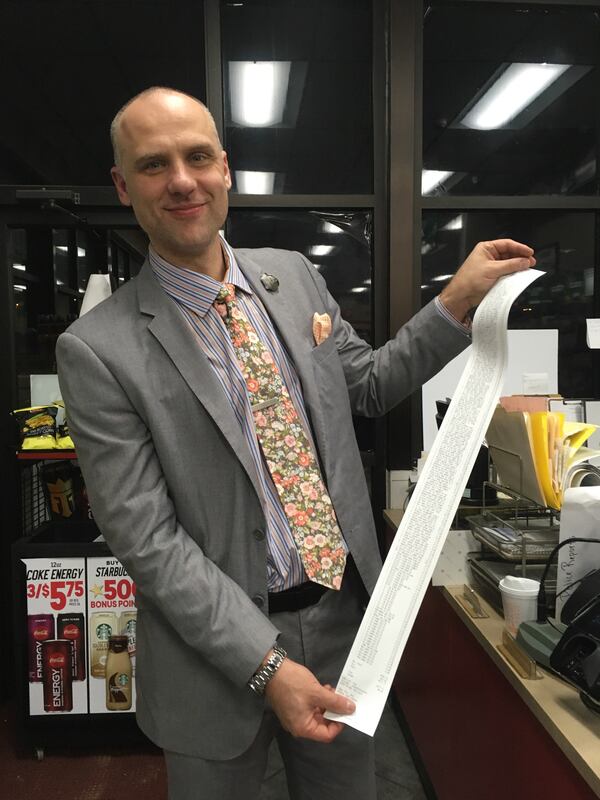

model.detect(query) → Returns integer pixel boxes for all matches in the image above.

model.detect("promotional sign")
[23,557,88,715]
[87,556,137,714]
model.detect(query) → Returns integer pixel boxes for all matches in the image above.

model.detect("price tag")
[23,559,86,615]
[26,579,85,611]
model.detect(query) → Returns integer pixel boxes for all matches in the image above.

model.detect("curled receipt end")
[326,268,544,736]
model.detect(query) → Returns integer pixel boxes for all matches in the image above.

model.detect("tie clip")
[251,398,279,412]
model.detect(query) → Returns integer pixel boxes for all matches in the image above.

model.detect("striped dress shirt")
[149,238,347,591]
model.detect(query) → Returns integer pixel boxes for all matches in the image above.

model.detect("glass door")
[5,214,146,409]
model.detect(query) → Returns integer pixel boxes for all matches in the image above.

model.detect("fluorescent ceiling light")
[321,221,343,235]
[422,170,453,195]
[235,170,275,194]
[461,63,570,130]
[310,245,334,257]
[351,287,368,293]
[432,274,454,282]
[363,278,372,285]
[311,263,323,271]
[55,245,86,257]
[14,284,27,291]
[420,284,429,290]
[12,263,26,271]
[441,215,463,231]
[229,61,291,127]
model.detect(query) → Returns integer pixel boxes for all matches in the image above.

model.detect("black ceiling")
[423,2,600,195]
[0,0,206,185]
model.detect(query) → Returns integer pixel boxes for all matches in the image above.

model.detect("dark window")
[226,208,373,342]
[0,0,206,186]
[423,2,600,196]
[10,221,145,405]
[226,208,375,455]
[421,210,596,398]
[221,0,373,194]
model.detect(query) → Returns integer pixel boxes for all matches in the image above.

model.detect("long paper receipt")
[326,268,544,736]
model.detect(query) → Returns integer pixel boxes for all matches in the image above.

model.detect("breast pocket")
[311,333,337,365]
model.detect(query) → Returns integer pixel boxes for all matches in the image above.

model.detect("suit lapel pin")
[260,273,279,292]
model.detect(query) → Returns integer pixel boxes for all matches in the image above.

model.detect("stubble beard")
[154,218,224,267]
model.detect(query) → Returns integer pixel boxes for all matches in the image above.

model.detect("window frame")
[386,0,600,469]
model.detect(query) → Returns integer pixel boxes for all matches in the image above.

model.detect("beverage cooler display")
[12,452,144,758]
[23,553,137,716]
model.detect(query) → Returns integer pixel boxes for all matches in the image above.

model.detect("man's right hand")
[264,657,355,743]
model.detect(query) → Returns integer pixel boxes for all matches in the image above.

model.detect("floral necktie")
[214,283,346,590]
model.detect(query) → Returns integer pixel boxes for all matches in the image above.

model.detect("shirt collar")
[149,236,252,317]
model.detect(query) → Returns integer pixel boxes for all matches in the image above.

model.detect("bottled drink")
[105,635,132,711]
[120,610,137,676]
[90,611,118,677]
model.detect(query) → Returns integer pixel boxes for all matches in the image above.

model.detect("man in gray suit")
[56,87,535,799]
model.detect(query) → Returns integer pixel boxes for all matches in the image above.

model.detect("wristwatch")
[248,644,287,695]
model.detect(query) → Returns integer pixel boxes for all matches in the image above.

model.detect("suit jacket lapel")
[135,261,263,498]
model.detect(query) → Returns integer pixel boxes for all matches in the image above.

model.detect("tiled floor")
[3,698,428,799]
[259,703,428,800]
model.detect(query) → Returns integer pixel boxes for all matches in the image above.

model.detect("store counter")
[384,508,600,800]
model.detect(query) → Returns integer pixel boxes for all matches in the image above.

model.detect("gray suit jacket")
[56,247,469,758]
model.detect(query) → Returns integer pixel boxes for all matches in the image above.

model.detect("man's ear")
[111,166,132,207]
[222,152,232,190]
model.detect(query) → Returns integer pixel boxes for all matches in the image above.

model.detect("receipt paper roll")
[326,268,544,736]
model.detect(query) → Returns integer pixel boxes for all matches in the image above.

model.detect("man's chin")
[153,235,220,266]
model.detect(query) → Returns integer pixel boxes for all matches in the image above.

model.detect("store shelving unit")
[12,449,145,759]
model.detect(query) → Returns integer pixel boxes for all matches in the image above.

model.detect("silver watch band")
[248,644,287,695]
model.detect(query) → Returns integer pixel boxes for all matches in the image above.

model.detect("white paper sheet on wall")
[30,374,62,407]
[326,269,544,737]
[555,487,600,618]
[522,372,549,395]
[587,402,600,451]
[586,319,600,349]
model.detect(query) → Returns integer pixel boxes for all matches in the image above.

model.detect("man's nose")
[168,162,196,195]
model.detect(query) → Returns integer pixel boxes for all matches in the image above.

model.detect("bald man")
[56,87,535,800]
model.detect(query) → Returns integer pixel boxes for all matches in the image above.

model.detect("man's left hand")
[439,238,536,324]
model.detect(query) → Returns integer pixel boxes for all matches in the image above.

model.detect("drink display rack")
[12,449,144,759]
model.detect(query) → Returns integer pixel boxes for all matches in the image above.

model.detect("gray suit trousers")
[164,574,376,800]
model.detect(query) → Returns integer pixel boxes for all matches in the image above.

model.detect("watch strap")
[248,644,287,695]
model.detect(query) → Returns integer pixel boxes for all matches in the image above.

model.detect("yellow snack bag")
[13,405,58,450]
[56,421,75,449]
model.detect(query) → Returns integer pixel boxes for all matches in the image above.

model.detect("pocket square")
[312,312,332,346]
